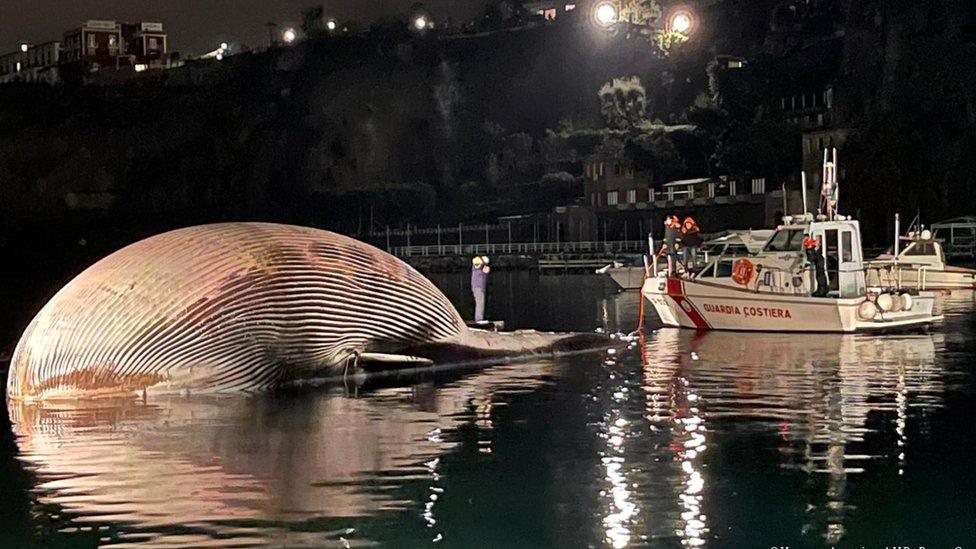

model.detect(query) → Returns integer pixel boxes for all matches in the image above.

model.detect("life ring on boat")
[732,258,754,286]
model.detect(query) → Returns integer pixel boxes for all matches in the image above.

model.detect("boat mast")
[820,147,839,220]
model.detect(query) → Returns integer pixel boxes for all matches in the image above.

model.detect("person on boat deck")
[661,216,682,276]
[681,217,703,272]
[803,235,829,297]
[471,256,490,322]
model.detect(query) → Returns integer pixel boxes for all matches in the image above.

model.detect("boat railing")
[863,261,928,292]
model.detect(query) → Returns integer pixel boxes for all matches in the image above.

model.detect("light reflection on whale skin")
[10,361,557,547]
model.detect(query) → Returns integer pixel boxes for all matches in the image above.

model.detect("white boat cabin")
[691,216,867,298]
[881,236,949,269]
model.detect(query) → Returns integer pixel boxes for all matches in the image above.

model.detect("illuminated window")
[88,34,96,48]
[149,37,158,49]
[543,8,557,20]
[627,189,636,203]
[607,191,618,206]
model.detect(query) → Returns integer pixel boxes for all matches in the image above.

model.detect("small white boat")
[866,229,976,290]
[600,229,772,290]
[641,150,942,333]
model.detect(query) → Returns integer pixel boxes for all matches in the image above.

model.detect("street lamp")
[668,10,694,34]
[282,27,297,43]
[20,43,29,53]
[594,2,617,26]
[326,19,337,31]
[413,15,429,31]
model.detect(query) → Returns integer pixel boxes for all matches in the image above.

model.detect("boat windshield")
[763,229,805,252]
[904,242,937,257]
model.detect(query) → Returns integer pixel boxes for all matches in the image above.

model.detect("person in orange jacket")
[680,217,703,272]
[803,235,828,297]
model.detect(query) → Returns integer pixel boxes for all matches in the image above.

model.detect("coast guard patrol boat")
[641,150,942,332]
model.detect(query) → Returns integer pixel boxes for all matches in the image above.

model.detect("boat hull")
[641,277,940,333]
[607,267,645,290]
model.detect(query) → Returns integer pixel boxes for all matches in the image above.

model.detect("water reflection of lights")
[637,325,946,546]
[599,348,638,549]
[895,367,907,475]
[673,381,708,547]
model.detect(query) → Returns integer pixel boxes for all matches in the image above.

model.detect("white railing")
[390,240,647,257]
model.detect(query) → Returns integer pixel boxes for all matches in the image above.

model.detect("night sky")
[1,0,486,56]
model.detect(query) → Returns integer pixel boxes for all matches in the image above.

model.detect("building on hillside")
[524,2,579,21]
[583,156,652,211]
[62,20,124,69]
[122,22,168,69]
[581,173,801,240]
[59,20,172,83]
[0,41,62,84]
[768,33,851,194]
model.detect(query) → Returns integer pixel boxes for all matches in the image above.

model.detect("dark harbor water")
[2,272,976,547]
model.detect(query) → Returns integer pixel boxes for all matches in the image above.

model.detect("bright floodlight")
[282,28,297,43]
[414,15,428,30]
[20,43,28,53]
[594,2,617,26]
[326,19,337,31]
[220,42,228,50]
[670,11,693,34]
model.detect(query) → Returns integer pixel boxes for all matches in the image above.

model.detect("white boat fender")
[901,293,914,311]
[877,293,894,312]
[889,293,904,312]
[857,299,879,320]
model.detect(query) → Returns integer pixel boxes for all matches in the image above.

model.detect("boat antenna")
[894,212,900,255]
[801,171,808,215]
[820,148,839,220]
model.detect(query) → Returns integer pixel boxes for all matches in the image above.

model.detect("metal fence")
[390,240,648,257]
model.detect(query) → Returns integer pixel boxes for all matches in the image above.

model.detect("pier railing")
[390,240,648,257]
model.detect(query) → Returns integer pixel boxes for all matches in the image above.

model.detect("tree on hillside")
[627,130,686,184]
[599,76,647,130]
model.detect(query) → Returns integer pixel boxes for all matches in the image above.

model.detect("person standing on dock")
[471,256,490,322]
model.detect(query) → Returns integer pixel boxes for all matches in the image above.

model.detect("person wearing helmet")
[803,235,828,297]
[680,217,703,272]
[471,256,491,322]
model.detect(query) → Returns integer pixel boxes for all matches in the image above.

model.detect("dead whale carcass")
[7,223,600,401]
